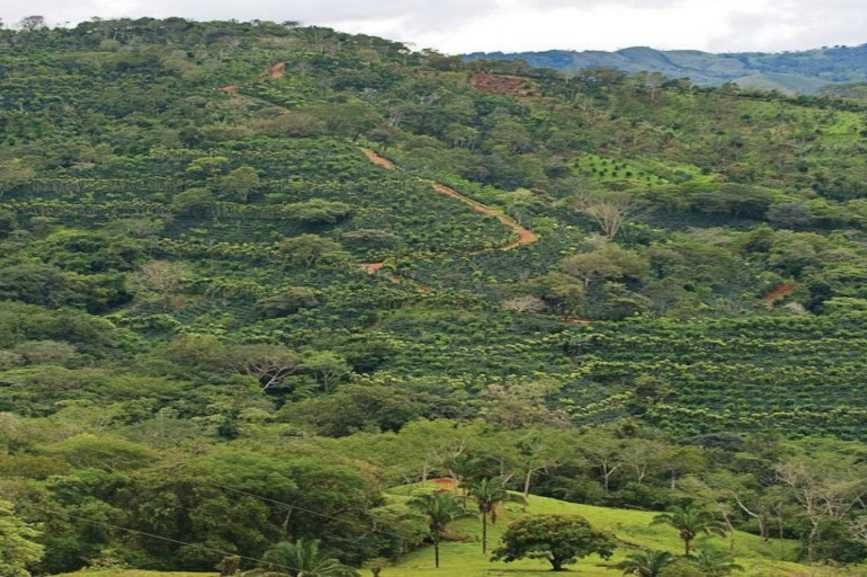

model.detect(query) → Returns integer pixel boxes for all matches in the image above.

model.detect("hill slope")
[55,490,840,577]
[464,44,867,93]
[3,18,867,577]
[386,491,801,577]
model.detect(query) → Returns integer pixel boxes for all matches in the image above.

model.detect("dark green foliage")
[256,286,322,317]
[492,514,616,571]
[2,17,867,576]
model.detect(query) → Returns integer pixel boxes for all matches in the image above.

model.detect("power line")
[27,502,326,575]
[204,480,355,521]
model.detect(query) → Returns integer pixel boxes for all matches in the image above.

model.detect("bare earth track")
[360,148,537,254]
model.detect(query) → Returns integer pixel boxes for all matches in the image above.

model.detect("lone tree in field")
[409,491,464,569]
[467,477,525,555]
[652,504,728,556]
[492,514,616,572]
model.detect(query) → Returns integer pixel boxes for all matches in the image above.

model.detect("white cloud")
[1,0,864,53]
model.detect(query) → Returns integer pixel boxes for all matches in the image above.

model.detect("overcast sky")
[2,0,865,54]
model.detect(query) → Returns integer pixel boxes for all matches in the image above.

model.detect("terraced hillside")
[3,18,867,577]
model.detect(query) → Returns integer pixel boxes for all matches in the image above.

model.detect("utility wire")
[26,502,311,575]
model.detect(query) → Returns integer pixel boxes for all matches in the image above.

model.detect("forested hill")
[2,18,867,575]
[464,44,867,94]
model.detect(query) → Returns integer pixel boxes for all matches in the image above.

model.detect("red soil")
[219,84,239,95]
[430,182,538,250]
[361,148,396,170]
[470,73,539,97]
[431,478,459,493]
[765,283,796,305]
[358,148,539,296]
[266,62,286,79]
[362,262,385,274]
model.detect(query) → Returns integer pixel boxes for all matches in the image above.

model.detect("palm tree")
[259,538,359,577]
[409,491,464,568]
[691,546,744,577]
[651,504,728,556]
[615,550,674,577]
[467,477,525,555]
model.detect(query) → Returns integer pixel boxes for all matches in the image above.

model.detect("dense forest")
[1,17,867,577]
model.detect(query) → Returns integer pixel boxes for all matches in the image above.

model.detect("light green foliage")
[0,499,44,577]
[2,17,867,577]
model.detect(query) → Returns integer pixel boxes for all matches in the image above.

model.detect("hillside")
[821,82,867,101]
[464,44,867,94]
[2,17,867,577]
[52,489,848,577]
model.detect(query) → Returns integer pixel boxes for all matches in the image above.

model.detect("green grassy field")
[385,492,810,577]
[52,489,861,577]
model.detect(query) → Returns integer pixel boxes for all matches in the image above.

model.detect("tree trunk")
[482,513,488,555]
[523,470,533,499]
[807,522,819,563]
[551,557,565,572]
[434,538,440,568]
[684,537,691,557]
[759,516,769,542]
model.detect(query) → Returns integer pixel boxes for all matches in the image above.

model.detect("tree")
[652,504,728,556]
[310,101,382,140]
[492,514,616,572]
[219,166,259,203]
[256,286,322,317]
[302,351,351,392]
[467,477,522,555]
[775,446,867,562]
[171,187,216,217]
[579,431,626,494]
[279,235,346,267]
[621,439,669,485]
[186,156,229,178]
[130,260,190,311]
[229,344,301,391]
[17,15,46,31]
[573,190,641,240]
[0,499,44,577]
[615,550,674,577]
[408,491,464,568]
[260,538,359,577]
[0,159,34,198]
[511,429,571,498]
[690,546,743,577]
[284,199,353,225]
[560,240,648,290]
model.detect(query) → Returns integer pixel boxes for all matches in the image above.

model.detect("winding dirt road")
[360,148,537,255]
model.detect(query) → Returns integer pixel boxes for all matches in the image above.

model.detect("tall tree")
[573,190,641,240]
[467,477,524,555]
[652,504,728,556]
[775,447,867,562]
[408,491,464,568]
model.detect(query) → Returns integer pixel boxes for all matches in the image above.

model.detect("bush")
[256,286,322,317]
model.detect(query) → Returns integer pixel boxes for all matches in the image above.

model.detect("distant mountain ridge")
[463,44,867,94]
